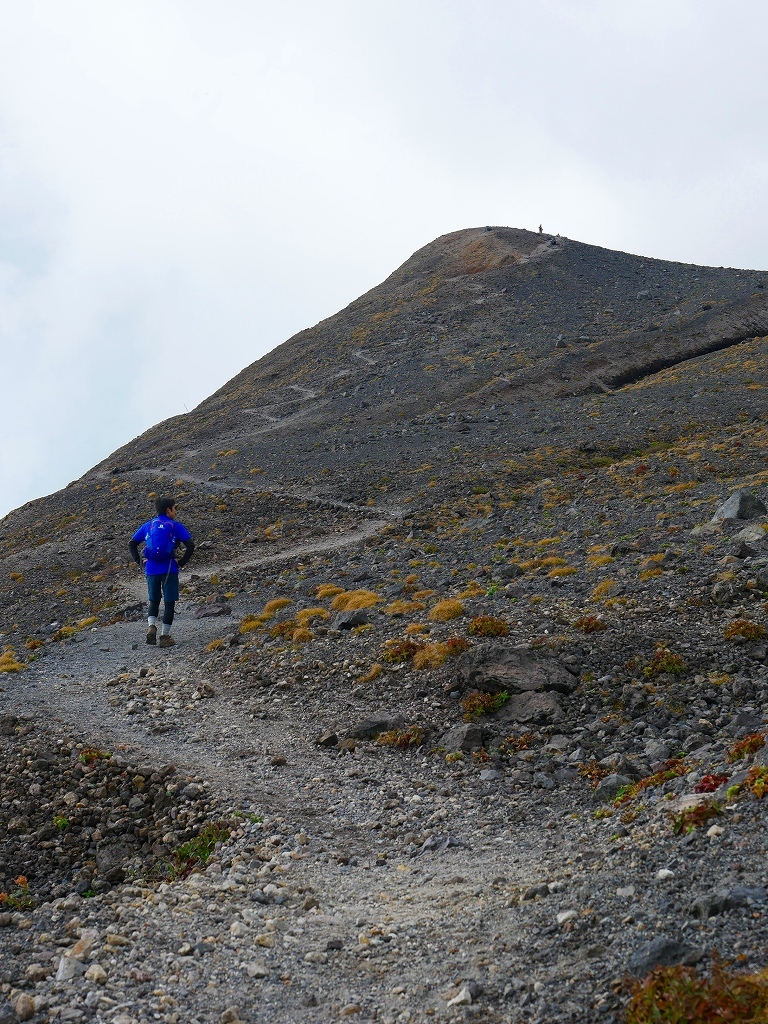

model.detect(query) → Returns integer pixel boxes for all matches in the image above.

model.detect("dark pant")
[147,573,179,626]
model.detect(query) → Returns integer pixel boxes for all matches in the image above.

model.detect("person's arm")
[177,538,195,568]
[128,539,142,566]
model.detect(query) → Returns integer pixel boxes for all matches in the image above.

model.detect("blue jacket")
[131,515,192,576]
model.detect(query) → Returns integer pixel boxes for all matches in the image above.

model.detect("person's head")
[155,496,177,518]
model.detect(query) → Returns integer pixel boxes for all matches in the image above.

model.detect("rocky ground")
[2,227,768,1023]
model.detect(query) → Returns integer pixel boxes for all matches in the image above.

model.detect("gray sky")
[2,0,767,519]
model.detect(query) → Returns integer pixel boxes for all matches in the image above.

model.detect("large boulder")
[712,490,767,522]
[627,936,704,976]
[456,645,577,696]
[439,723,486,753]
[491,691,564,727]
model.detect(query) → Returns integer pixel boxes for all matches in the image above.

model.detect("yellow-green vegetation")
[206,638,224,651]
[413,643,450,670]
[457,581,484,598]
[291,626,314,643]
[405,623,429,635]
[381,637,424,664]
[330,589,381,611]
[614,759,689,806]
[358,664,382,683]
[239,614,264,634]
[78,747,111,765]
[315,583,345,599]
[727,732,765,762]
[590,579,617,603]
[586,554,614,568]
[548,566,577,577]
[0,647,24,672]
[724,619,767,641]
[384,599,426,616]
[262,597,292,616]
[0,876,34,911]
[462,690,509,720]
[428,599,465,622]
[164,821,231,880]
[643,647,685,678]
[671,801,721,835]
[572,614,607,633]
[377,725,425,749]
[626,958,768,1024]
[296,607,330,625]
[468,615,509,637]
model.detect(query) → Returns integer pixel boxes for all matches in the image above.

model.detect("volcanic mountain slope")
[2,230,768,1022]
[2,226,768,641]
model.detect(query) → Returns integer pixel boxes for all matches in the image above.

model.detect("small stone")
[557,910,578,925]
[230,921,250,937]
[220,1009,241,1024]
[302,896,320,911]
[593,774,633,803]
[447,986,473,1007]
[707,825,724,839]
[657,869,675,881]
[85,962,108,984]
[341,1006,362,1016]
[245,961,269,979]
[14,994,35,1022]
[304,950,328,964]
[25,963,51,982]
[616,885,636,898]
[255,933,276,948]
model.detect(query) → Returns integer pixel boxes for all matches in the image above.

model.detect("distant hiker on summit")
[128,497,195,648]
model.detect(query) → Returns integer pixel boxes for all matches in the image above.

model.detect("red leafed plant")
[694,774,728,794]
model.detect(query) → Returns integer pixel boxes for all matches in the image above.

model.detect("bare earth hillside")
[2,227,768,1024]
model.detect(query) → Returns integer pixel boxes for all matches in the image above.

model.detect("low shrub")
[291,627,314,642]
[377,725,425,749]
[445,636,472,656]
[384,599,426,616]
[590,579,617,603]
[643,647,685,678]
[468,615,509,637]
[462,690,509,720]
[499,732,535,755]
[381,638,424,664]
[316,583,344,599]
[577,760,611,786]
[614,759,689,805]
[727,732,765,763]
[671,801,720,835]
[166,821,231,880]
[269,619,296,638]
[626,957,768,1024]
[724,619,767,641]
[572,614,607,633]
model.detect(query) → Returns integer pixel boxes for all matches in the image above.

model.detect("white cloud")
[1,0,767,517]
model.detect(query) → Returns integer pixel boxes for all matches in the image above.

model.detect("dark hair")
[155,496,176,516]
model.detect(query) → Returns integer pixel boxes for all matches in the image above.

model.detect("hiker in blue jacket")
[128,497,195,648]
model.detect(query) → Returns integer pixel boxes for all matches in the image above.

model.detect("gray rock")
[0,715,18,736]
[346,715,405,740]
[332,609,370,630]
[193,602,232,618]
[492,691,563,725]
[479,769,500,782]
[712,490,767,522]
[95,842,133,884]
[627,936,704,976]
[592,774,632,803]
[439,723,485,753]
[711,579,748,606]
[456,645,577,695]
[691,885,766,919]
[522,884,550,901]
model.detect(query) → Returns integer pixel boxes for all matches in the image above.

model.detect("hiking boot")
[158,634,176,648]
[146,625,157,645]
